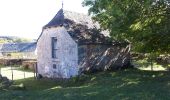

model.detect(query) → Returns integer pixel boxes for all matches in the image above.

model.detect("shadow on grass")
[132,59,169,71]
[1,69,170,100]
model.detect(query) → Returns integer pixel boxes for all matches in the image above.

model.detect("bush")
[0,75,13,90]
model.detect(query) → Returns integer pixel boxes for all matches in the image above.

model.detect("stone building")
[37,9,131,78]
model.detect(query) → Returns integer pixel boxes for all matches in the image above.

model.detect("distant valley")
[0,36,36,43]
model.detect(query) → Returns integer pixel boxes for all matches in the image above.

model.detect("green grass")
[1,69,170,100]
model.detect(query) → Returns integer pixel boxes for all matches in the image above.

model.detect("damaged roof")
[0,42,37,53]
[42,9,126,45]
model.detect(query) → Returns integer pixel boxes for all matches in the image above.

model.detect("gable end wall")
[37,27,78,78]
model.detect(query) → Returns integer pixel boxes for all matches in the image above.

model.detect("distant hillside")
[0,36,36,43]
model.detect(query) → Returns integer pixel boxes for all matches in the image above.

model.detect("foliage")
[13,38,32,43]
[83,0,170,54]
[0,74,13,90]
[132,58,168,70]
[0,39,11,43]
[1,69,170,100]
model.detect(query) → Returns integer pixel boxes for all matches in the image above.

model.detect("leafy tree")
[83,0,170,54]
[0,39,10,43]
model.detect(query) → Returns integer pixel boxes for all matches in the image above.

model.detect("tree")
[83,0,170,54]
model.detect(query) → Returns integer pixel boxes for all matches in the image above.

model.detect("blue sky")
[0,0,89,39]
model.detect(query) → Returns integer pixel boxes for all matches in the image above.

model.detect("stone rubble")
[0,74,13,89]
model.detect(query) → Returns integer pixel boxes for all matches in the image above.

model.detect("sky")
[0,0,89,39]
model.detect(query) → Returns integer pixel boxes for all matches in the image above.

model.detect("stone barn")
[37,9,131,78]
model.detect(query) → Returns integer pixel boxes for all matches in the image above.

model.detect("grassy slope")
[1,69,170,100]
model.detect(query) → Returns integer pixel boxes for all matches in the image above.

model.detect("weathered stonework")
[37,27,78,78]
[78,44,131,73]
[37,27,131,78]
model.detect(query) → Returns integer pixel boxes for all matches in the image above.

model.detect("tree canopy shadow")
[1,69,170,100]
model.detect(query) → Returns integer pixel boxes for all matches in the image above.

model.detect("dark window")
[53,64,57,69]
[51,37,58,58]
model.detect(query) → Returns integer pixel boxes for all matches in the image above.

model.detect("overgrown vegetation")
[83,0,170,56]
[132,53,170,70]
[133,59,169,71]
[1,69,170,100]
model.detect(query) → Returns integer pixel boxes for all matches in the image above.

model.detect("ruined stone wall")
[0,59,36,66]
[37,27,78,78]
[0,59,22,66]
[78,44,131,73]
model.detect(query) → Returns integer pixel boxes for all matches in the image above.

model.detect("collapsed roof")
[42,9,124,45]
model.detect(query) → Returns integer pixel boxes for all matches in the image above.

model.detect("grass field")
[132,59,169,71]
[1,69,170,100]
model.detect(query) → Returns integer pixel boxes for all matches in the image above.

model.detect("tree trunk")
[151,58,153,71]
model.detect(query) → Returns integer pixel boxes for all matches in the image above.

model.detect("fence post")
[33,63,36,79]
[20,66,25,79]
[23,66,25,79]
[36,63,38,79]
[11,66,13,81]
[33,62,38,80]
[34,62,38,80]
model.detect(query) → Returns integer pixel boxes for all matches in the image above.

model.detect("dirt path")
[0,67,34,80]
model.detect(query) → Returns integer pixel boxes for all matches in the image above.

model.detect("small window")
[53,64,57,69]
[51,37,58,58]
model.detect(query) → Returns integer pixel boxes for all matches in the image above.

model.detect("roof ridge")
[63,10,88,16]
[44,9,64,28]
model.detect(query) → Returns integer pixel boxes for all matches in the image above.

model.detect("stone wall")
[0,59,22,66]
[78,44,131,73]
[0,59,36,67]
[37,27,78,78]
[22,60,37,70]
[156,55,170,65]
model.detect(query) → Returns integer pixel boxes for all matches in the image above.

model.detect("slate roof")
[44,9,64,28]
[0,42,37,53]
[41,9,127,45]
